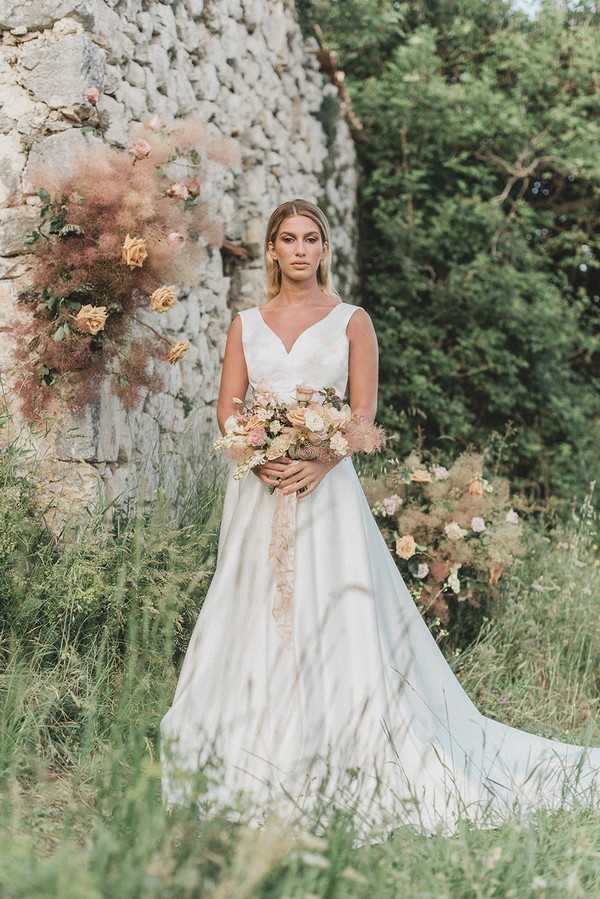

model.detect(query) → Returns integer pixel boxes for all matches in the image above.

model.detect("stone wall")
[0,0,358,524]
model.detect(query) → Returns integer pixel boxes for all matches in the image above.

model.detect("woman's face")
[269,214,326,283]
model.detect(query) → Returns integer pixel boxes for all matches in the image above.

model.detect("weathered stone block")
[18,34,105,109]
[0,131,27,205]
[0,1,94,31]
[23,128,104,193]
[0,207,40,256]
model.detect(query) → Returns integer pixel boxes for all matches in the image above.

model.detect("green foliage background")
[299,0,600,503]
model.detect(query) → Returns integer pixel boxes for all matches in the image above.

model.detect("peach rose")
[73,304,108,335]
[149,285,177,313]
[468,479,484,496]
[167,340,189,364]
[395,534,417,560]
[411,468,432,483]
[287,406,306,428]
[295,385,315,403]
[121,234,148,269]
[489,564,504,585]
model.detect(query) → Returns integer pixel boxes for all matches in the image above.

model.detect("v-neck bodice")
[238,301,360,404]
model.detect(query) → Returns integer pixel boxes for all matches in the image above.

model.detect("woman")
[160,198,600,845]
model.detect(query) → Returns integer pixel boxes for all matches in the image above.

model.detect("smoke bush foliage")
[299,0,600,504]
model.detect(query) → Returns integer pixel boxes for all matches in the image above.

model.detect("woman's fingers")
[281,473,311,494]
[276,463,305,487]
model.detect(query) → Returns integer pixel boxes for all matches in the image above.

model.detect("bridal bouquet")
[213,383,386,482]
[213,383,386,645]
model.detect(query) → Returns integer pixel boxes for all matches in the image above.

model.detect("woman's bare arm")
[346,307,379,424]
[216,313,249,436]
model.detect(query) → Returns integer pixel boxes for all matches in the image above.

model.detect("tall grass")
[2,429,600,897]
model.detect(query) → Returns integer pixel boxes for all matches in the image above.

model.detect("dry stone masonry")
[0,0,358,525]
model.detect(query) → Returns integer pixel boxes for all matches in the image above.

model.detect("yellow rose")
[395,534,417,559]
[73,304,108,335]
[167,340,189,364]
[149,285,177,312]
[121,234,148,269]
[411,469,432,483]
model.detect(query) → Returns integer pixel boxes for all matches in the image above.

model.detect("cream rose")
[444,521,467,540]
[447,564,461,593]
[330,431,349,456]
[266,433,292,460]
[304,409,325,432]
[395,534,417,559]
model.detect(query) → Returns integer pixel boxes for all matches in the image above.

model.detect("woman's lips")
[292,262,308,267]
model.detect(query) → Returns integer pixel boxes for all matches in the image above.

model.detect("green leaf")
[51,323,70,342]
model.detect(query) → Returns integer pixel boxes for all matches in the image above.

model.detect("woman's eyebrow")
[280,230,320,236]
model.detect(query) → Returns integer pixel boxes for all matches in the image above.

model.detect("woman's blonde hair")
[263,198,341,302]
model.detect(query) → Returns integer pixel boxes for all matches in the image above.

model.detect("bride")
[160,198,600,844]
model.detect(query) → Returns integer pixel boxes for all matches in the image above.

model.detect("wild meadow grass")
[2,430,600,897]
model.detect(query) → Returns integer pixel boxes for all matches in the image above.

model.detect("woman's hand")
[275,458,338,500]
[252,455,293,489]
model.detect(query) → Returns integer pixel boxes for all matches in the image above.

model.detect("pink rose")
[382,494,403,516]
[248,427,267,447]
[129,139,152,160]
[167,231,186,247]
[167,182,190,200]
[85,86,100,105]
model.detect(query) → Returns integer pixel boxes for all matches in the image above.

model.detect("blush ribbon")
[267,488,298,647]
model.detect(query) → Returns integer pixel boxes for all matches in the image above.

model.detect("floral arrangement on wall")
[10,113,239,421]
[367,450,527,624]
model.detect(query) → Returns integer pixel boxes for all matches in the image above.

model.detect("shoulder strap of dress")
[337,302,361,329]
[237,306,260,341]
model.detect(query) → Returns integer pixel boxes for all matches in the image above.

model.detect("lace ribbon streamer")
[267,488,298,646]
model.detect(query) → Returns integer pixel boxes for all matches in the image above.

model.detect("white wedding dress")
[160,300,600,844]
